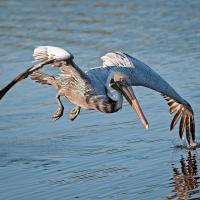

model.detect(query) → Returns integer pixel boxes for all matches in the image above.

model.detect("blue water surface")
[0,0,200,199]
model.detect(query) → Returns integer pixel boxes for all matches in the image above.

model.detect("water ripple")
[0,0,200,200]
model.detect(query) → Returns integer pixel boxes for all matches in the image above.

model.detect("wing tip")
[176,108,195,147]
[163,94,196,147]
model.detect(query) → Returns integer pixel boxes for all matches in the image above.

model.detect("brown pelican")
[0,46,196,147]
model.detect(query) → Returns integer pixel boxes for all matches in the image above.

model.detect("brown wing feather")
[169,104,180,114]
[179,112,186,140]
[162,94,195,145]
[186,115,191,145]
[30,71,57,86]
[170,108,183,130]
[190,115,195,142]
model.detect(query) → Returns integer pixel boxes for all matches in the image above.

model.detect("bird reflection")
[166,151,199,200]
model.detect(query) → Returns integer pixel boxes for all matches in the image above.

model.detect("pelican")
[0,46,196,147]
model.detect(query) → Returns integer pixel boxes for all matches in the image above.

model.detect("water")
[0,0,200,199]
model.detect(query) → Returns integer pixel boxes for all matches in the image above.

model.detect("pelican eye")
[117,78,127,86]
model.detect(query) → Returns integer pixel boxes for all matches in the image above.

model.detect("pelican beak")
[118,84,149,129]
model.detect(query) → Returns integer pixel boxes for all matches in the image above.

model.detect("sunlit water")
[0,0,200,199]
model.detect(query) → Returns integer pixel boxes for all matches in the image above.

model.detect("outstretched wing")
[34,46,90,84]
[0,59,54,100]
[0,46,75,100]
[88,52,195,146]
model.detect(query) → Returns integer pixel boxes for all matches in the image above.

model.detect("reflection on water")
[167,151,200,200]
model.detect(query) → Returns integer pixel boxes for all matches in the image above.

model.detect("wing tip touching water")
[162,94,195,147]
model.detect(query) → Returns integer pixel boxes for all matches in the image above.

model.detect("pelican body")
[0,46,196,147]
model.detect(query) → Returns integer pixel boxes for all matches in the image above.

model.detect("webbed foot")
[69,106,81,121]
[52,109,63,121]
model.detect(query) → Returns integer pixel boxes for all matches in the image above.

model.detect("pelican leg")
[52,94,64,121]
[69,105,81,121]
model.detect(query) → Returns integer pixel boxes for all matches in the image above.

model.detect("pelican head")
[109,72,149,129]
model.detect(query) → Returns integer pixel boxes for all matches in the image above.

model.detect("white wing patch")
[101,52,134,68]
[33,46,73,62]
